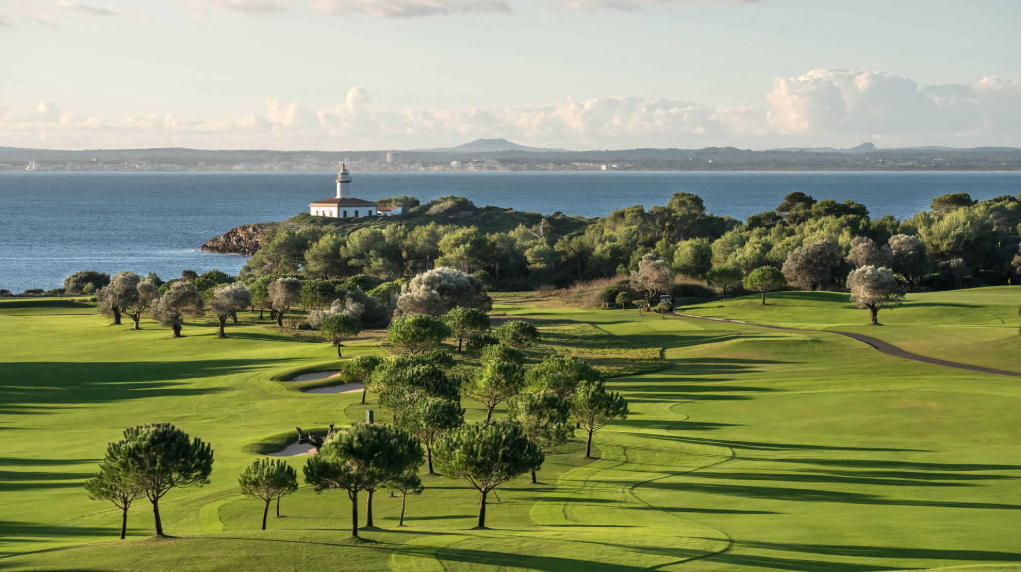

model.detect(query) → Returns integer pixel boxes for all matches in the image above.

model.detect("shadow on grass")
[0,358,298,414]
[630,432,928,453]
[0,470,94,492]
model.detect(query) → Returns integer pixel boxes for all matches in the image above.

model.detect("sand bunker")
[304,382,364,395]
[291,370,342,382]
[267,441,316,457]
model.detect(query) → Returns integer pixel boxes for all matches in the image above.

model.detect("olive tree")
[386,467,424,527]
[631,254,674,306]
[151,282,204,338]
[886,234,931,289]
[706,266,743,299]
[320,313,362,357]
[84,465,143,539]
[395,267,492,317]
[100,423,214,537]
[506,391,571,483]
[126,279,158,330]
[782,239,843,291]
[462,357,525,423]
[743,266,787,305]
[572,380,629,458]
[398,397,464,474]
[433,422,544,529]
[303,423,422,537]
[442,307,490,352]
[268,278,301,327]
[238,459,298,530]
[97,272,141,326]
[387,314,451,355]
[847,266,906,325]
[208,283,252,338]
[845,236,889,269]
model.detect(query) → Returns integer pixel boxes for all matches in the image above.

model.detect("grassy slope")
[677,286,1021,373]
[2,291,1021,571]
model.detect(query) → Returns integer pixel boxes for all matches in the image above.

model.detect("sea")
[1,171,1019,292]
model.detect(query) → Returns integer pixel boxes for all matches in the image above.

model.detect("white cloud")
[54,1,122,16]
[4,71,1021,150]
[309,0,509,18]
[185,0,289,15]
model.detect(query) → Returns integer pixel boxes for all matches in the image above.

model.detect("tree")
[615,291,632,309]
[495,320,540,349]
[525,355,600,398]
[208,283,252,338]
[320,313,362,357]
[303,423,422,537]
[845,236,888,269]
[743,266,787,305]
[847,266,906,325]
[655,301,672,317]
[479,343,525,366]
[782,239,843,291]
[238,459,298,530]
[463,358,525,423]
[930,192,976,216]
[886,234,931,289]
[938,258,972,289]
[506,391,571,483]
[101,423,213,537]
[386,467,424,526]
[387,314,451,355]
[126,279,158,330]
[443,307,490,352]
[572,380,628,458]
[268,278,301,327]
[395,267,492,317]
[706,266,743,299]
[97,271,141,326]
[84,465,143,539]
[433,422,543,529]
[64,270,111,295]
[372,360,459,421]
[151,282,204,338]
[345,355,382,404]
[631,254,674,306]
[305,233,346,279]
[398,397,464,474]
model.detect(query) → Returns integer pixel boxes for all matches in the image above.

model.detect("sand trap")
[304,382,364,395]
[291,370,342,382]
[267,441,316,457]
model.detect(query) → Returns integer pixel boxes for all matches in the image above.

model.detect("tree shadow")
[0,470,95,492]
[0,359,296,414]
[630,432,928,453]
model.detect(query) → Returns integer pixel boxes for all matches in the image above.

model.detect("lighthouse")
[336,164,352,198]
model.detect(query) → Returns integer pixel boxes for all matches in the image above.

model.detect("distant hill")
[428,138,566,153]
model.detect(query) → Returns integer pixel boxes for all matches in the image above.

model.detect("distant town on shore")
[4,139,1021,172]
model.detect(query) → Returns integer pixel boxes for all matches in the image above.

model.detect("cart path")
[673,312,1021,378]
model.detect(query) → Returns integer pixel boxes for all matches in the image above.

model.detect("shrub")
[64,270,111,295]
[466,333,500,354]
[495,320,540,349]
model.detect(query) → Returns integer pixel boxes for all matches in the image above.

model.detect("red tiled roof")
[309,197,377,206]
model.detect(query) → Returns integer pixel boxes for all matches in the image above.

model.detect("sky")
[2,0,1020,150]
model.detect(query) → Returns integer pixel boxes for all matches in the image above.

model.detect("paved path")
[673,312,1021,378]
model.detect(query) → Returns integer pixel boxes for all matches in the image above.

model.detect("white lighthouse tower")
[336,164,353,198]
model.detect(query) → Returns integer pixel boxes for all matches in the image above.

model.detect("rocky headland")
[201,224,275,255]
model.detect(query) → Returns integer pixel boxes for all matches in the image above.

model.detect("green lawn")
[678,286,1021,373]
[2,290,1020,571]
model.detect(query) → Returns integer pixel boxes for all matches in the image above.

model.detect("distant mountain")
[429,138,566,153]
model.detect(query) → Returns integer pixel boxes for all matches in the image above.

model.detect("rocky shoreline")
[201,224,274,255]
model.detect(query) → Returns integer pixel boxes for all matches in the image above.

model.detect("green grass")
[678,286,1021,373]
[2,290,1021,571]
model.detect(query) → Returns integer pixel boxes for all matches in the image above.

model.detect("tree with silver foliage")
[151,282,204,338]
[97,272,142,326]
[782,239,843,291]
[208,283,252,338]
[268,278,301,327]
[847,265,906,325]
[631,253,674,307]
[845,236,889,269]
[395,267,492,318]
[886,234,931,290]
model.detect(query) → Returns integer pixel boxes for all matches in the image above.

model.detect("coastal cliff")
[201,224,274,255]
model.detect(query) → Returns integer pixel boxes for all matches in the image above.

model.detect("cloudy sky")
[2,0,1019,150]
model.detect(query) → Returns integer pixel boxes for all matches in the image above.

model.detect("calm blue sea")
[1,171,1019,292]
